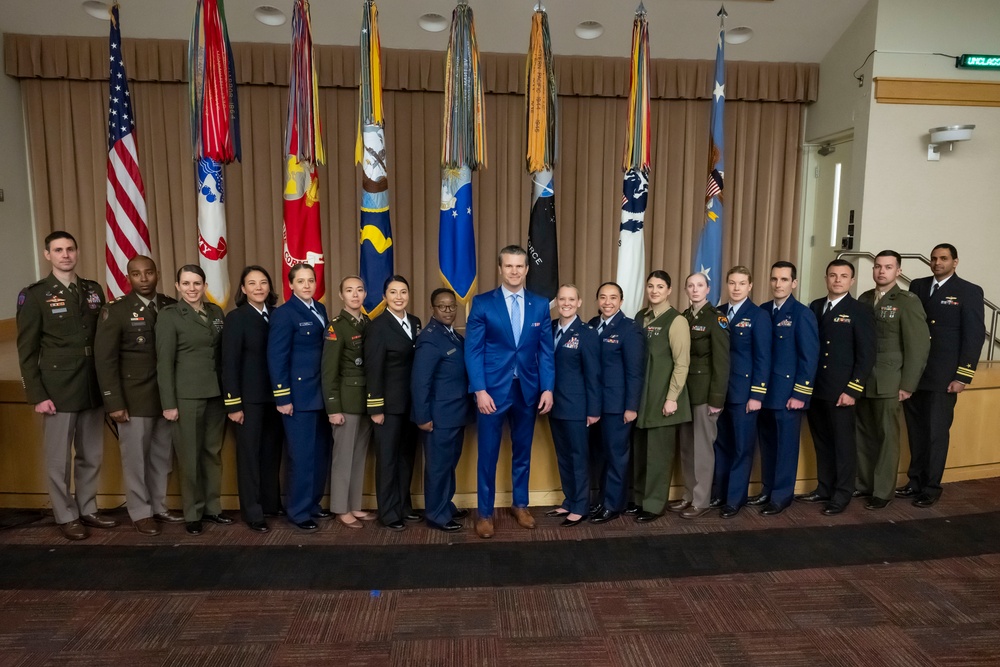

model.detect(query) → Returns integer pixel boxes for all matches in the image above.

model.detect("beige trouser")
[44,407,105,524]
[118,415,174,521]
[329,414,372,514]
[677,403,719,508]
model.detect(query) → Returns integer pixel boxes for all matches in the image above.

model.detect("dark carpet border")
[2,511,998,591]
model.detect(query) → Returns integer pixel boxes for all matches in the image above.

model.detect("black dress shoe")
[404,512,424,523]
[760,502,787,516]
[590,508,620,524]
[851,490,872,499]
[894,485,919,498]
[295,519,319,531]
[313,510,334,520]
[865,497,890,510]
[708,497,724,509]
[635,511,661,523]
[623,504,641,516]
[247,520,269,532]
[545,508,569,518]
[913,494,939,508]
[589,503,605,517]
[430,520,462,532]
[720,505,741,519]
[794,492,830,503]
[452,508,470,520]
[203,514,234,525]
[384,520,406,531]
[821,503,845,515]
[263,509,287,518]
[746,493,770,506]
[185,521,203,535]
[560,516,585,527]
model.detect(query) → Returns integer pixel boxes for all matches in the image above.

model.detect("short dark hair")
[44,231,77,250]
[825,259,855,278]
[339,275,366,292]
[235,265,278,308]
[596,281,624,299]
[497,245,527,266]
[875,249,902,266]
[771,261,797,280]
[932,243,958,260]
[176,264,206,283]
[383,274,410,294]
[430,287,456,305]
[646,269,671,289]
[287,263,314,283]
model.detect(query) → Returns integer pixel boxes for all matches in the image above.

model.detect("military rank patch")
[325,325,337,341]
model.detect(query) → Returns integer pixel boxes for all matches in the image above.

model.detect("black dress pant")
[806,398,856,507]
[902,390,957,498]
[235,402,285,522]
[374,414,418,525]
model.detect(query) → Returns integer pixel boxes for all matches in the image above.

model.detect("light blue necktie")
[510,294,521,345]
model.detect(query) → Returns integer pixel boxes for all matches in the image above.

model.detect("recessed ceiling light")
[254,5,287,27]
[724,26,754,45]
[82,1,110,20]
[575,21,604,40]
[418,13,449,33]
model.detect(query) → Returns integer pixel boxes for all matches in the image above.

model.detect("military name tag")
[51,307,67,314]
[447,348,457,355]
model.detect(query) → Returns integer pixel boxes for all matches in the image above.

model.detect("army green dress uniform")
[16,273,106,526]
[677,303,730,511]
[855,284,930,504]
[321,309,372,516]
[155,301,226,522]
[95,291,177,524]
[633,306,692,516]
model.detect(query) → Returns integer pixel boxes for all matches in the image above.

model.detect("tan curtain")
[7,33,814,315]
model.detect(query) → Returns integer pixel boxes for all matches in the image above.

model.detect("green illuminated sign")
[956,54,1000,70]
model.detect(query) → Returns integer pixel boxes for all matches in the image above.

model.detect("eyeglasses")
[434,304,457,312]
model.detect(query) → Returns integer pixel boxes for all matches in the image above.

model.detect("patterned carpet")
[1,477,999,666]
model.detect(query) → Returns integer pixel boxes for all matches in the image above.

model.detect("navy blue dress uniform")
[222,303,284,525]
[586,311,645,513]
[411,317,474,528]
[903,274,985,502]
[757,296,819,510]
[805,294,876,510]
[713,299,771,510]
[266,296,330,526]
[548,316,602,517]
[366,311,422,528]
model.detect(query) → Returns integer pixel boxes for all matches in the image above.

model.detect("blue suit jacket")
[587,311,645,414]
[411,318,474,428]
[267,296,328,411]
[551,317,602,421]
[759,295,819,409]
[465,286,555,407]
[720,300,771,405]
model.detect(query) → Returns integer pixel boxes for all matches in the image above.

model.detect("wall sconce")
[927,124,975,161]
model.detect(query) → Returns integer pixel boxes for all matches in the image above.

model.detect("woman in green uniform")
[156,264,232,536]
[633,270,692,523]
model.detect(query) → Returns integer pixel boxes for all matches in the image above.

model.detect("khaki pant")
[44,407,105,524]
[677,404,719,508]
[118,416,173,521]
[329,413,372,514]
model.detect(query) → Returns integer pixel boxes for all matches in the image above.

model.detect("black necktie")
[262,310,269,324]
[555,328,563,345]
[68,282,80,304]
[824,301,832,316]
[148,300,157,314]
[929,283,938,297]
[597,322,605,335]
[727,306,735,320]
[402,320,411,338]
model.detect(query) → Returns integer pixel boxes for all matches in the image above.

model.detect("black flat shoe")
[635,511,661,523]
[545,508,569,518]
[185,521,203,535]
[560,516,585,527]
[247,520,269,532]
[404,512,424,523]
[452,508,470,520]
[295,519,318,531]
[203,514,234,525]
[313,510,333,520]
[384,520,406,531]
[430,520,462,532]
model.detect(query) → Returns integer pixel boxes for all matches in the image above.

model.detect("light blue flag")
[694,27,725,297]
[439,167,477,302]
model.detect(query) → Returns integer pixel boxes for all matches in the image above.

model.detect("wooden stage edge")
[2,326,998,511]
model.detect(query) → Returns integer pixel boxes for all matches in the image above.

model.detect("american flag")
[105,4,150,300]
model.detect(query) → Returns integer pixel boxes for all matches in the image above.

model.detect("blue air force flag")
[439,167,477,302]
[693,28,725,296]
[616,169,648,318]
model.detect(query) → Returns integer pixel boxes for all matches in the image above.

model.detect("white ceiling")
[0,0,869,62]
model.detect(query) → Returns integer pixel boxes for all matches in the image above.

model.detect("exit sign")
[956,54,1000,70]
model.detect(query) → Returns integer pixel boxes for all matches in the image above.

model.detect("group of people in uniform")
[16,234,985,541]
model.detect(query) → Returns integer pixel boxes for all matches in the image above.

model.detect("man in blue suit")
[755,261,819,515]
[715,266,771,519]
[465,245,556,539]
[412,288,475,532]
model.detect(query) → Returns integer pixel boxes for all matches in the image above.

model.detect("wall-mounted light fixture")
[927,124,975,161]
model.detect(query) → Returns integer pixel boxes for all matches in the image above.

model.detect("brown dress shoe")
[153,510,185,524]
[680,506,712,520]
[80,513,119,529]
[59,520,88,540]
[475,518,494,539]
[134,517,161,536]
[667,499,692,513]
[509,506,536,529]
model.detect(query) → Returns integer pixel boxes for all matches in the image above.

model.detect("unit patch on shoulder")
[717,315,728,330]
[325,325,337,341]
